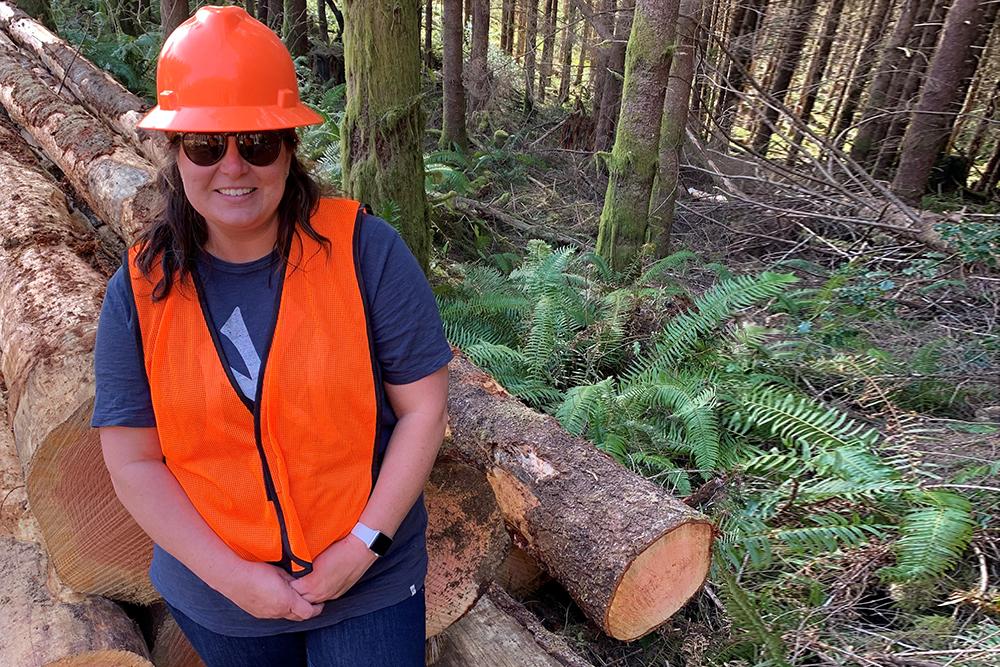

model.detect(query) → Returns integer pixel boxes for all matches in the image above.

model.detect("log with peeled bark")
[445,351,715,640]
[434,583,594,667]
[425,456,511,637]
[0,536,155,666]
[0,118,159,602]
[0,1,167,164]
[148,604,204,667]
[0,30,158,242]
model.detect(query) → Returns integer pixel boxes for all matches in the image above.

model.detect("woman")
[92,6,450,666]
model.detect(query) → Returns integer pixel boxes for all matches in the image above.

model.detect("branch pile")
[0,5,714,665]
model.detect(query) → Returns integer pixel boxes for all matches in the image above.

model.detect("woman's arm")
[99,426,324,621]
[291,364,449,602]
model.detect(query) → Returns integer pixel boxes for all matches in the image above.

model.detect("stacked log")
[0,385,153,666]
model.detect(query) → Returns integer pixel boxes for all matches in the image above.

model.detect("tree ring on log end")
[606,521,713,640]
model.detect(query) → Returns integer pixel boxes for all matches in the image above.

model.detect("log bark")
[0,118,157,602]
[445,352,715,640]
[592,0,632,152]
[467,0,490,110]
[0,537,154,667]
[436,584,594,666]
[0,31,158,242]
[0,1,167,164]
[425,457,511,637]
[441,0,469,150]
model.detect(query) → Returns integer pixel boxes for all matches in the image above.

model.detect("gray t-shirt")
[92,213,453,636]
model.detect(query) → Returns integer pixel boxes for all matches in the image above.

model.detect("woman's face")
[176,135,292,246]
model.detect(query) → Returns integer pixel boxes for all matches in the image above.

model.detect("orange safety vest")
[127,198,381,575]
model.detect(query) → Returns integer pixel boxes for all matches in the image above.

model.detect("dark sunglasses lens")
[182,134,227,166]
[236,132,283,166]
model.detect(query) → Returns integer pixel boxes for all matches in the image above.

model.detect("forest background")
[7,0,1000,665]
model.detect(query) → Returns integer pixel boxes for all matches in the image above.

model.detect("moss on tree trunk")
[595,0,678,271]
[341,0,431,271]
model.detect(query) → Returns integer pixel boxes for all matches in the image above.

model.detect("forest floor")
[425,100,1000,665]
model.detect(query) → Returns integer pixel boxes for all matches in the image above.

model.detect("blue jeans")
[166,590,426,667]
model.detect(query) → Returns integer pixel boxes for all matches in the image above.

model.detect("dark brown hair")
[134,131,328,300]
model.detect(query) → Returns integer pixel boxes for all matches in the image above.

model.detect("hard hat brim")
[137,103,325,133]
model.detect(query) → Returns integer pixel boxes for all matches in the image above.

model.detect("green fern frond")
[556,379,614,435]
[714,556,791,667]
[735,391,880,451]
[637,250,698,284]
[881,491,976,582]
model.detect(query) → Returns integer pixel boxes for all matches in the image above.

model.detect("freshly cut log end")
[446,351,715,640]
[494,546,549,598]
[0,537,152,667]
[607,520,713,640]
[425,457,511,637]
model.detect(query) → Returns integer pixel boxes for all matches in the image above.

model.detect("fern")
[881,491,976,582]
[733,391,880,451]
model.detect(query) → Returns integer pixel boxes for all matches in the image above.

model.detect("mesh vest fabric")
[128,198,379,572]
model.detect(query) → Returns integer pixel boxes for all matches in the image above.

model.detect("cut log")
[0,118,156,602]
[434,583,594,667]
[148,604,204,667]
[0,1,167,164]
[425,456,511,637]
[0,30,158,242]
[0,537,153,667]
[494,545,549,598]
[445,351,715,640]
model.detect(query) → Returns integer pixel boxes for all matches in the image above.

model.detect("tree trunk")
[850,0,921,166]
[342,0,431,270]
[557,0,574,102]
[516,0,528,60]
[592,0,632,152]
[442,0,469,150]
[650,0,699,256]
[574,15,588,87]
[446,353,713,640]
[828,0,892,147]
[965,76,1000,164]
[468,0,491,109]
[160,0,188,38]
[316,0,329,44]
[522,0,539,112]
[872,0,943,178]
[267,0,283,32]
[786,0,846,163]
[891,0,991,204]
[537,0,557,102]
[976,138,1000,192]
[425,458,511,637]
[284,0,309,56]
[436,584,594,667]
[715,0,769,141]
[588,0,614,127]
[941,0,999,155]
[501,0,515,53]
[0,2,167,164]
[425,0,434,68]
[0,537,154,667]
[750,0,819,156]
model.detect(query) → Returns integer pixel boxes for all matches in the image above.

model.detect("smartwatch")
[351,521,393,557]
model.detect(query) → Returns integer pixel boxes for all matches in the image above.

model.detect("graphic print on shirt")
[219,307,261,401]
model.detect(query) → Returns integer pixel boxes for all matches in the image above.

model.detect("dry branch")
[445,351,715,640]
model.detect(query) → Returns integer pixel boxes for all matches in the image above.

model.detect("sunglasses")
[176,131,287,167]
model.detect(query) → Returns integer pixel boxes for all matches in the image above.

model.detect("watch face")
[371,533,393,556]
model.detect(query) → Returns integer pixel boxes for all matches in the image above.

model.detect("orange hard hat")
[138,5,323,132]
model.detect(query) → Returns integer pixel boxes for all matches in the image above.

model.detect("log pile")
[0,6,715,665]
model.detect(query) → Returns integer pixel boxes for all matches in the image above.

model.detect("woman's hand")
[290,534,378,603]
[220,560,325,621]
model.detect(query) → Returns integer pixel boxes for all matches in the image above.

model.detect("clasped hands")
[225,532,377,622]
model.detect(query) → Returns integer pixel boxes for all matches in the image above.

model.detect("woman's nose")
[218,136,250,175]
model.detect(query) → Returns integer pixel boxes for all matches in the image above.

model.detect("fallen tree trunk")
[434,583,594,667]
[0,118,158,602]
[0,1,166,164]
[0,30,158,242]
[445,351,715,640]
